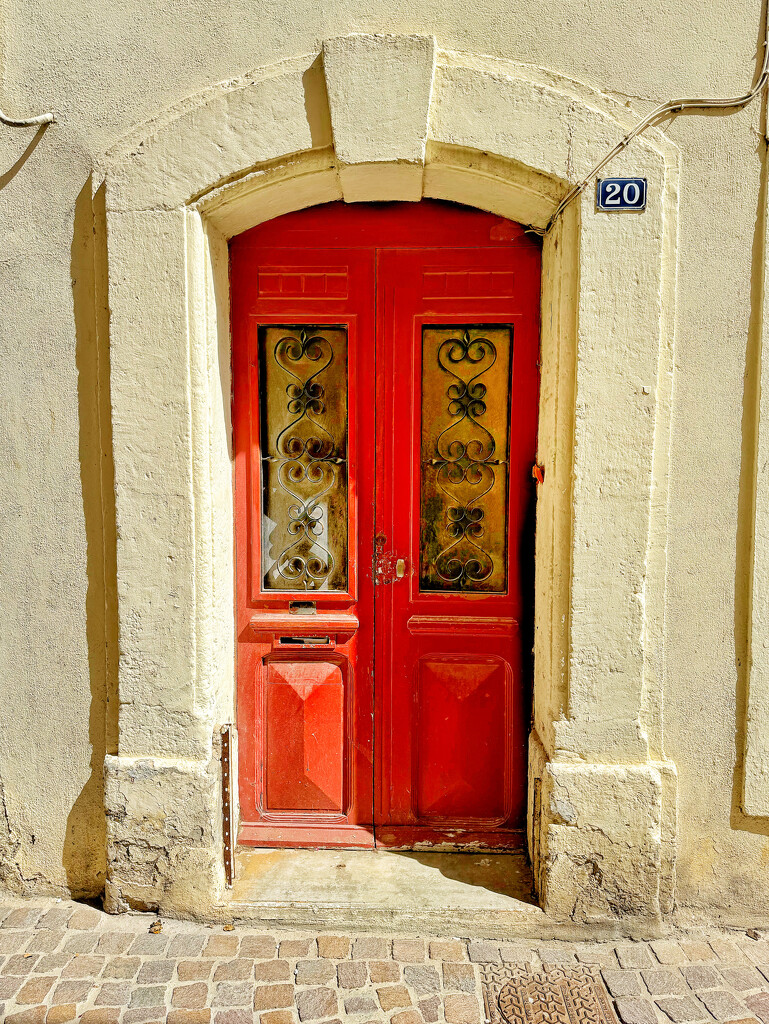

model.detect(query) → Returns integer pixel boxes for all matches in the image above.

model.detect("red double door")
[232,200,540,849]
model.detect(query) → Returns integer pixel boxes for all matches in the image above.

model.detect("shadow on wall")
[63,178,119,896]
[734,79,769,838]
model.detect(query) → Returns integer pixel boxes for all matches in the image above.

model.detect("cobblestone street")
[2,898,769,1024]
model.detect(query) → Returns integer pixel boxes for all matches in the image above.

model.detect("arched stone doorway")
[99,34,678,926]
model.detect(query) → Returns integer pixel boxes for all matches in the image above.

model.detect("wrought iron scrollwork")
[261,326,348,591]
[420,326,512,593]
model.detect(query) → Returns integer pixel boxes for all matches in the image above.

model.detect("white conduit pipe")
[0,107,54,127]
[537,5,769,235]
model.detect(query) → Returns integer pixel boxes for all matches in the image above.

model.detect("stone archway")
[99,33,679,926]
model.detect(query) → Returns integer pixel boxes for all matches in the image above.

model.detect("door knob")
[395,558,407,579]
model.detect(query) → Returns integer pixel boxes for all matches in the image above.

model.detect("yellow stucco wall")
[0,0,767,922]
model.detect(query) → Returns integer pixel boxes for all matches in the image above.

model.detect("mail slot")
[278,635,332,646]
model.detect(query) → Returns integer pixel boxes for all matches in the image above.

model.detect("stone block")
[617,945,656,969]
[681,965,721,990]
[337,960,367,988]
[259,1013,294,1024]
[404,964,440,994]
[296,986,339,1020]
[61,955,105,978]
[444,993,482,1024]
[698,989,750,1020]
[344,995,377,1013]
[52,980,94,1004]
[254,961,291,983]
[394,939,426,962]
[63,934,98,954]
[105,754,224,918]
[679,942,716,963]
[615,997,659,1024]
[642,970,687,996]
[4,954,40,975]
[214,1013,251,1024]
[214,959,252,981]
[79,1013,121,1024]
[95,982,133,1005]
[467,941,500,964]
[123,1009,167,1024]
[130,985,168,1007]
[278,938,313,958]
[353,937,389,960]
[168,935,207,958]
[17,977,56,1003]
[746,992,769,1023]
[173,983,209,1008]
[254,984,293,1011]
[46,1006,77,1023]
[167,1012,212,1024]
[420,995,441,1022]
[0,932,30,953]
[68,906,102,930]
[443,962,476,993]
[429,940,465,961]
[0,976,22,999]
[322,34,436,201]
[725,967,767,990]
[179,960,215,981]
[26,930,60,952]
[655,995,709,1022]
[3,909,42,930]
[603,969,642,997]
[378,984,412,1010]
[369,960,400,982]
[709,939,744,962]
[204,935,239,958]
[392,1012,424,1024]
[239,935,276,959]
[295,959,335,985]
[38,908,74,930]
[213,982,252,1007]
[7,1010,47,1024]
[102,956,140,979]
[501,943,537,964]
[138,960,175,983]
[128,934,170,956]
[651,942,687,966]
[96,934,133,955]
[317,935,350,959]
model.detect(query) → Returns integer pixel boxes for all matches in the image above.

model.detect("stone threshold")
[216,849,660,941]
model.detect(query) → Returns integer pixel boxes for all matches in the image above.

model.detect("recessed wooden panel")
[414,655,508,820]
[265,659,345,812]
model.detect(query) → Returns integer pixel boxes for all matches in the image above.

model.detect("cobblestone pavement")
[3,898,769,1024]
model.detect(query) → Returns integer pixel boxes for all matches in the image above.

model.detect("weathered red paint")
[231,200,541,849]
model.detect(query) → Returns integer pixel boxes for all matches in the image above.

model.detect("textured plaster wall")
[0,0,767,920]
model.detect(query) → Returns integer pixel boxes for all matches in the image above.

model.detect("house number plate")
[596,177,647,211]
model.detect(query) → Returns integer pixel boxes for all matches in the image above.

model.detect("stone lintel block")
[323,34,436,201]
[339,162,423,202]
[104,754,223,917]
[535,760,667,923]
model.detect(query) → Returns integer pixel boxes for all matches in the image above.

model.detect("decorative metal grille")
[420,325,512,593]
[258,325,348,591]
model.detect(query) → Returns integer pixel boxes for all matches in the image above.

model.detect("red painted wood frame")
[231,201,541,849]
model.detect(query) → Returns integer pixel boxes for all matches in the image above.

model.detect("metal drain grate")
[481,963,620,1024]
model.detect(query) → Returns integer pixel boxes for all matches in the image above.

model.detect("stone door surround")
[98,33,679,926]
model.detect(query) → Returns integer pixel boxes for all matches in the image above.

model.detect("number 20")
[604,181,641,206]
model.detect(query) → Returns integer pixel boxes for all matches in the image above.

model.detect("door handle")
[395,558,407,579]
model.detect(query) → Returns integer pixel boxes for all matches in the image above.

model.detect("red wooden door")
[232,202,540,849]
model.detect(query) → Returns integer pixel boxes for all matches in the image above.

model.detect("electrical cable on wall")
[0,107,54,128]
[537,3,769,235]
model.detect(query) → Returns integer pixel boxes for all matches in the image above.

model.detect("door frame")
[101,36,678,923]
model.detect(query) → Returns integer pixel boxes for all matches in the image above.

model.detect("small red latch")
[532,463,545,484]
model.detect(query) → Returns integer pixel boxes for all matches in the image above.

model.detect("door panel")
[375,245,540,848]
[232,245,376,848]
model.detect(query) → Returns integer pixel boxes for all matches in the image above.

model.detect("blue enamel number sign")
[596,177,647,211]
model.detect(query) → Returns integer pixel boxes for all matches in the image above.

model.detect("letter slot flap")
[278,635,332,646]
